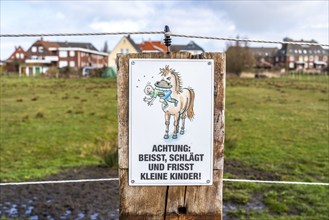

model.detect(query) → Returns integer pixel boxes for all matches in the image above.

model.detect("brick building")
[5,46,27,73]
[7,38,108,76]
[275,38,328,71]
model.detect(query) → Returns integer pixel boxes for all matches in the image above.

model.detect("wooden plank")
[164,53,224,219]
[165,170,222,219]
[203,53,225,170]
[184,169,222,215]
[117,52,225,219]
[166,186,186,214]
[119,169,167,218]
[117,53,129,169]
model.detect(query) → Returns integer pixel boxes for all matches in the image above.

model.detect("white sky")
[1,0,328,60]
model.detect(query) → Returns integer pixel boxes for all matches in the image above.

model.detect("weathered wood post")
[117,52,225,219]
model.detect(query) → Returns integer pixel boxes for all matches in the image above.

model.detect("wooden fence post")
[117,52,225,219]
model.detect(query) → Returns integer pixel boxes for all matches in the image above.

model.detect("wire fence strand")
[1,178,328,186]
[1,31,328,47]
[0,178,119,186]
[171,33,329,47]
[0,31,163,38]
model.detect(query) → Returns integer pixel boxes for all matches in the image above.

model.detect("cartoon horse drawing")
[157,65,195,139]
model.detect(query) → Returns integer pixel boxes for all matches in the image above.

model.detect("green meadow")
[0,75,328,218]
[223,75,328,219]
[0,78,118,181]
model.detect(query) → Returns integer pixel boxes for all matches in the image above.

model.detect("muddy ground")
[0,166,119,220]
[0,161,276,219]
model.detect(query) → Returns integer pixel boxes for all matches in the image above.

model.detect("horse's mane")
[159,65,183,93]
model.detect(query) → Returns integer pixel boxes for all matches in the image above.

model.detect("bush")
[59,66,80,78]
[96,139,118,168]
[47,66,59,78]
[88,68,105,78]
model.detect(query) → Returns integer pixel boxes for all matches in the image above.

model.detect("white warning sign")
[129,59,214,186]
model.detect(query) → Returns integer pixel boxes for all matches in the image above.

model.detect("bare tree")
[226,37,255,76]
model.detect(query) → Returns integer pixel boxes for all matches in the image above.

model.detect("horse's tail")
[187,88,195,120]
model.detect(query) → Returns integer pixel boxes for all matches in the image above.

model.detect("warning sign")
[129,59,214,186]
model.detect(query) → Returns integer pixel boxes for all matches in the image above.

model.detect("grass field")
[223,75,328,219]
[0,77,118,181]
[0,75,328,219]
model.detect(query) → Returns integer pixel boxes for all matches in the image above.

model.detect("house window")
[304,56,308,62]
[303,50,307,54]
[298,50,302,54]
[31,55,37,60]
[323,56,328,62]
[289,62,294,69]
[294,49,298,54]
[289,56,294,61]
[15,53,20,58]
[59,61,68,67]
[20,53,24,59]
[304,63,308,69]
[38,46,44,53]
[120,49,124,54]
[309,56,314,61]
[69,61,75,67]
[31,46,37,52]
[69,51,75,57]
[299,56,303,62]
[59,51,67,57]
[125,49,129,54]
[314,56,319,61]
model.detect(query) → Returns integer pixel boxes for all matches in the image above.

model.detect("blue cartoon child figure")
[143,82,178,108]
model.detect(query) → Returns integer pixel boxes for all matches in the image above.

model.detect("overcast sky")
[1,0,328,60]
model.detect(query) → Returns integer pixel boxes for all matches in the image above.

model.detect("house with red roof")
[138,40,167,53]
[7,38,108,76]
[5,46,27,73]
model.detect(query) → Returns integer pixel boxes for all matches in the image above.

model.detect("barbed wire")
[1,178,328,186]
[0,31,163,38]
[1,31,328,47]
[171,33,329,47]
